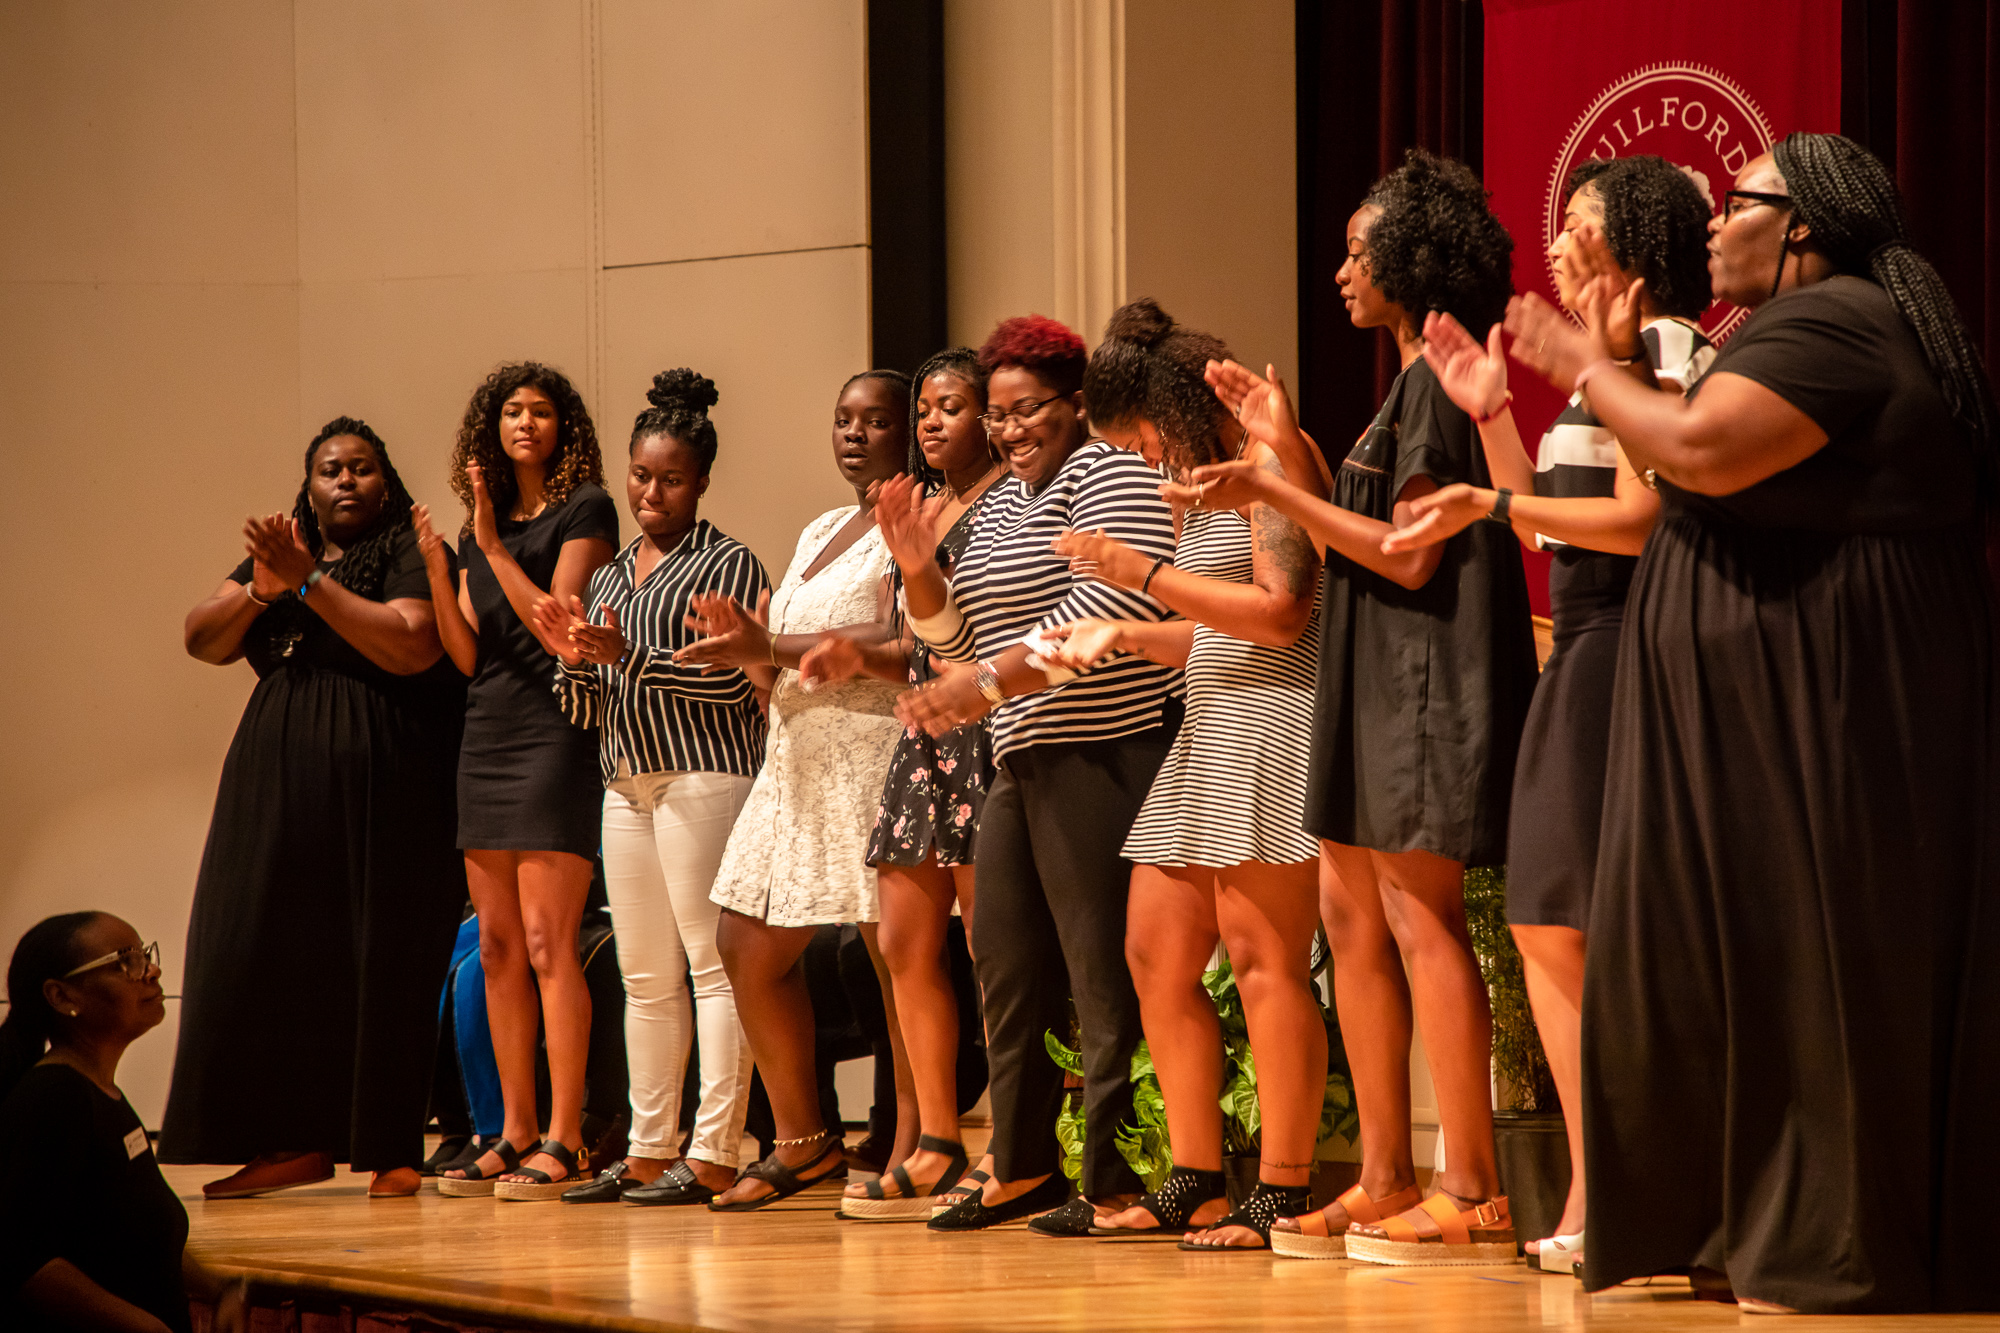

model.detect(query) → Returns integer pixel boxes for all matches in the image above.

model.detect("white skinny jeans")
[601,769,755,1164]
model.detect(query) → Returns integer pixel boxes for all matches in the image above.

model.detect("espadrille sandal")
[1088,1165,1227,1236]
[1179,1181,1312,1251]
[840,1135,970,1221]
[493,1140,582,1202]
[435,1137,525,1197]
[1270,1182,1422,1259]
[1345,1190,1520,1266]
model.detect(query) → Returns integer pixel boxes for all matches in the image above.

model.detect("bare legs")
[711,908,842,1206]
[1513,922,1586,1239]
[444,849,594,1186]
[1102,860,1323,1241]
[844,858,978,1199]
[1320,842,1499,1204]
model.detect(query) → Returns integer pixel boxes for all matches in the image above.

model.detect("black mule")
[1026,1195,1100,1237]
[1088,1165,1227,1236]
[1179,1181,1313,1251]
[625,1160,718,1207]
[927,1172,1071,1232]
[708,1135,846,1212]
[562,1159,638,1204]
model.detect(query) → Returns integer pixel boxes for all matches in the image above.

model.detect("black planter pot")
[1492,1110,1571,1246]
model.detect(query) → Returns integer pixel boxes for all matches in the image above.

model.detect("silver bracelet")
[243,584,270,607]
[972,659,1005,705]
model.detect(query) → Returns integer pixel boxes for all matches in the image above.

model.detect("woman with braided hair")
[165,418,467,1200]
[1505,133,1998,1312]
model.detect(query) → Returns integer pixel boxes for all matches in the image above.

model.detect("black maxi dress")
[161,529,468,1171]
[1304,359,1539,863]
[1582,276,1999,1312]
[457,482,618,854]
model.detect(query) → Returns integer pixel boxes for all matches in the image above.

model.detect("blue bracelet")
[298,568,326,597]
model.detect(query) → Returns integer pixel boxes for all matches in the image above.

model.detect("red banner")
[1483,0,1843,611]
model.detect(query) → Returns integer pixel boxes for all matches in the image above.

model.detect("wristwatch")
[1486,489,1514,525]
[972,659,1005,706]
[298,568,326,597]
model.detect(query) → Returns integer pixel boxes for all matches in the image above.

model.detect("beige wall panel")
[601,249,871,577]
[1123,0,1297,375]
[943,0,1058,348]
[298,270,593,522]
[0,0,297,284]
[598,0,868,268]
[0,280,299,952]
[294,0,590,283]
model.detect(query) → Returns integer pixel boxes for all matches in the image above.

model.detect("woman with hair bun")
[3,913,246,1332]
[529,369,771,1207]
[1192,149,1538,1265]
[165,417,465,1200]
[1041,298,1329,1249]
[672,370,914,1211]
[1504,132,1997,1313]
[1382,152,1717,1271]
[420,362,617,1200]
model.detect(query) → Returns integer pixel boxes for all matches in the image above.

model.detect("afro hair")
[1362,148,1516,338]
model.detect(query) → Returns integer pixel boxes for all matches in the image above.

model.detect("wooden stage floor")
[168,1159,2000,1333]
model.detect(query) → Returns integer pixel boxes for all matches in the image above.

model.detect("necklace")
[943,459,998,503]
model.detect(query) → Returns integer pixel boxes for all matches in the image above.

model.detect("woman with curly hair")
[165,418,465,1200]
[800,348,1008,1220]
[894,316,1182,1234]
[1381,153,1715,1272]
[528,369,772,1208]
[1504,134,1997,1313]
[1025,298,1329,1250]
[1192,149,1538,1264]
[418,362,618,1200]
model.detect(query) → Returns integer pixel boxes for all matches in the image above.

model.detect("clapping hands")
[675,590,774,671]
[243,512,316,590]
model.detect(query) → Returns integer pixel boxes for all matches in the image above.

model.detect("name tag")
[125,1127,149,1160]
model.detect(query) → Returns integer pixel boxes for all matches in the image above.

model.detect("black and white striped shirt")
[1534,318,1716,519]
[554,520,771,781]
[931,441,1180,758]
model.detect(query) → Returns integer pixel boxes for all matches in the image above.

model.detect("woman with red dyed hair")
[889,315,1183,1233]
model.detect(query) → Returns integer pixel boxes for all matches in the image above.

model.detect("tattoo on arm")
[1253,454,1315,596]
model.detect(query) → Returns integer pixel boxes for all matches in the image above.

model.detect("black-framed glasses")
[1722,190,1793,222]
[64,941,160,981]
[980,393,1067,435]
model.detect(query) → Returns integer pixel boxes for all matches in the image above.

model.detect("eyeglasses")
[980,393,1067,436]
[1722,190,1793,222]
[64,941,160,981]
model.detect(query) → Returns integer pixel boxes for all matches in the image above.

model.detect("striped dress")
[1121,505,1321,867]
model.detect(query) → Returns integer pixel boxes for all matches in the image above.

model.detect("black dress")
[161,528,466,1171]
[458,482,618,854]
[1304,359,1539,863]
[1505,319,1713,930]
[3,1065,191,1333]
[866,489,996,868]
[1582,277,1997,1312]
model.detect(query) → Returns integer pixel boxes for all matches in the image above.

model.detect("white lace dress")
[709,507,902,926]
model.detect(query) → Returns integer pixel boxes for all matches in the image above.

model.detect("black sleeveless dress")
[161,528,466,1171]
[1504,319,1713,929]
[1582,277,1998,1312]
[1304,359,1538,863]
[457,482,618,854]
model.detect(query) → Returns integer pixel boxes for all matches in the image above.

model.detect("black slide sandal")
[840,1135,970,1221]
[494,1140,582,1202]
[435,1137,524,1197]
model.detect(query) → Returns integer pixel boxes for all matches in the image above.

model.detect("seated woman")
[2,913,244,1333]
[164,417,466,1200]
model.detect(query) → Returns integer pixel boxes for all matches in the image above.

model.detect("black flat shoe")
[927,1172,1071,1232]
[420,1134,473,1177]
[1026,1195,1099,1237]
[625,1160,716,1207]
[562,1160,637,1204]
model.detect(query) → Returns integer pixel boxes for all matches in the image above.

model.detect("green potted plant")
[1047,957,1358,1203]
[1462,865,1570,1244]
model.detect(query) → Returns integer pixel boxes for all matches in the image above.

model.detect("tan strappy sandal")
[1346,1189,1520,1266]
[1269,1182,1422,1260]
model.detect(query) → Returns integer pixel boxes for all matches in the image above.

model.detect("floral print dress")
[865,489,996,868]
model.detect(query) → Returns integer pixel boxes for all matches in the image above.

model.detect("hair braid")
[258,418,416,649]
[1774,133,1996,465]
[908,348,989,486]
[1083,298,1235,476]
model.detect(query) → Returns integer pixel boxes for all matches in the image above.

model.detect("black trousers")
[971,709,1178,1197]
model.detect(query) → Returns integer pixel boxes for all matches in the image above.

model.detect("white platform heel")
[1536,1231,1584,1273]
